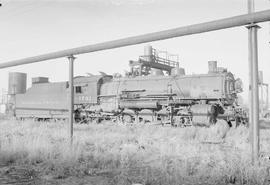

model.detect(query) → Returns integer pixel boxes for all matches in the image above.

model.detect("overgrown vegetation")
[0,120,270,185]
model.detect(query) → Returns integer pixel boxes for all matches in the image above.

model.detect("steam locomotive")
[10,46,246,126]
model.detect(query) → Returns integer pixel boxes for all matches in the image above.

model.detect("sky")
[0,0,270,103]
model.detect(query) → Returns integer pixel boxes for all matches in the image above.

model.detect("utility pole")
[67,55,75,145]
[247,0,260,164]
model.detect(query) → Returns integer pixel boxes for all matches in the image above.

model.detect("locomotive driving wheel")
[122,114,132,123]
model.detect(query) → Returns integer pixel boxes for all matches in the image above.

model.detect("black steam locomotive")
[11,46,247,126]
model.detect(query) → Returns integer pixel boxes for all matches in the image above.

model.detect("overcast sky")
[0,0,270,103]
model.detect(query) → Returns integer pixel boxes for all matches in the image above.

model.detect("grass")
[0,120,270,185]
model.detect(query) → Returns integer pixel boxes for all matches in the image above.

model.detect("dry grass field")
[0,120,270,185]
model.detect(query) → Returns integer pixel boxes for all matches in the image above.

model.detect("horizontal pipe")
[1,9,270,69]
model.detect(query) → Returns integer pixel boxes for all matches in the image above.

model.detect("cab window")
[75,86,82,93]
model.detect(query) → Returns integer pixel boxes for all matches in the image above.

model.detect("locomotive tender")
[11,46,245,126]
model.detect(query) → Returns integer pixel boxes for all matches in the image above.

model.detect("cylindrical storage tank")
[8,72,27,94]
[171,67,185,76]
[208,61,217,73]
[144,45,153,62]
[259,71,263,84]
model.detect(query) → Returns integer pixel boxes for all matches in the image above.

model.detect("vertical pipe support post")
[251,24,260,164]
[247,0,254,158]
[248,26,254,134]
[67,55,75,145]
[247,0,260,164]
[247,23,260,164]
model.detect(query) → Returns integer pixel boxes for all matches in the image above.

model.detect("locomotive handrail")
[1,9,270,68]
[139,55,178,67]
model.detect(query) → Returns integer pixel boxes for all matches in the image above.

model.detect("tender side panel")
[15,82,69,118]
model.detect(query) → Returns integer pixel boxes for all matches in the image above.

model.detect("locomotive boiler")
[11,46,246,127]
